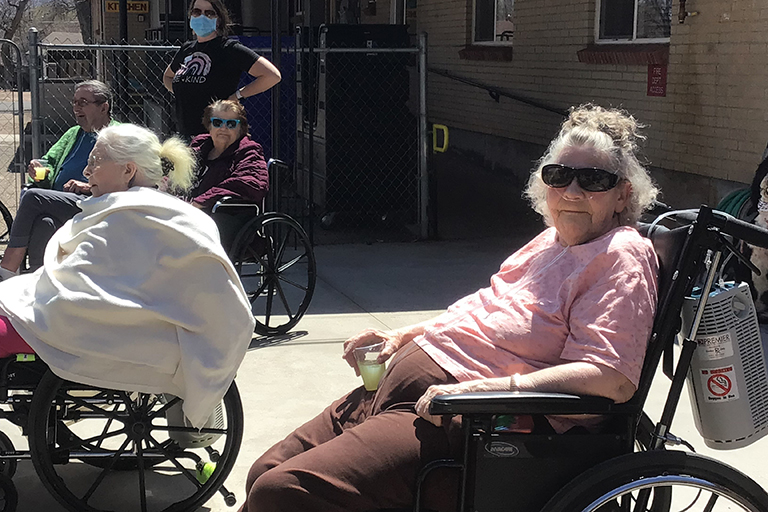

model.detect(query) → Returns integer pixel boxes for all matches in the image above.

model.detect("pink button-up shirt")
[416,226,658,392]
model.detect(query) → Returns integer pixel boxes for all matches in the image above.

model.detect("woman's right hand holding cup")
[342,328,403,375]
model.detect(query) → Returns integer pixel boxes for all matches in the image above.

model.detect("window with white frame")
[473,0,514,44]
[598,0,672,42]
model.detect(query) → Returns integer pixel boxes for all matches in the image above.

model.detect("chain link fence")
[296,26,427,244]
[28,33,304,217]
[26,28,428,245]
[33,39,178,150]
[29,34,294,161]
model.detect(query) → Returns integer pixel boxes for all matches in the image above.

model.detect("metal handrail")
[429,67,567,116]
[38,43,181,51]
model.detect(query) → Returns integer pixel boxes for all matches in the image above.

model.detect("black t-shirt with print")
[170,37,260,138]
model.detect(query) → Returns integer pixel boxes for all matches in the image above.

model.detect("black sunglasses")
[541,164,620,192]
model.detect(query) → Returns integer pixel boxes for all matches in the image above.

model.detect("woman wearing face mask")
[162,0,281,139]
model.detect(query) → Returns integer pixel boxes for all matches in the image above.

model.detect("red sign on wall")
[647,65,667,97]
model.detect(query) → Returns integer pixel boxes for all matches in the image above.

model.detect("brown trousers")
[240,342,460,512]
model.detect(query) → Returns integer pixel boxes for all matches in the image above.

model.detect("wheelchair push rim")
[231,212,317,336]
[28,371,243,512]
[541,450,768,512]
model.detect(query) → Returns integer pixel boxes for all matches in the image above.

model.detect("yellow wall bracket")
[432,124,449,153]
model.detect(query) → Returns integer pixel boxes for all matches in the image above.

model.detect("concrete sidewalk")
[12,237,768,511]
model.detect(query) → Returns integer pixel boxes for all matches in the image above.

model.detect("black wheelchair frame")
[418,205,768,512]
[212,158,317,336]
[0,159,317,511]
[0,355,243,512]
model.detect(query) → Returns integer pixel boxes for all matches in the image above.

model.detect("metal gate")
[295,26,428,244]
[0,39,26,221]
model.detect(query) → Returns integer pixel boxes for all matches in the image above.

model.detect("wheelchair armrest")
[212,196,262,214]
[429,391,617,416]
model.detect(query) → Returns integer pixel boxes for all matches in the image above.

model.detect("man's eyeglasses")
[72,98,104,108]
[540,164,621,193]
[210,117,241,130]
[191,8,217,18]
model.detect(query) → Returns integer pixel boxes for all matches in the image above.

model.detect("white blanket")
[0,187,255,427]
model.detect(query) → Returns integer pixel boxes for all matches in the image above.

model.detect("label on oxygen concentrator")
[695,332,734,361]
[699,366,740,402]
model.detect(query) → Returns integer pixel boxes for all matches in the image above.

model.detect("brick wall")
[417,0,768,186]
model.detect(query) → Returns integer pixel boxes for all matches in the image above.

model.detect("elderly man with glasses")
[0,80,119,279]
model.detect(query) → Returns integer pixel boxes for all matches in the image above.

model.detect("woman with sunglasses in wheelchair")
[188,99,269,250]
[240,104,661,512]
[0,123,255,429]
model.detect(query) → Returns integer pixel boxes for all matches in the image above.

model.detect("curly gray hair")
[524,104,659,226]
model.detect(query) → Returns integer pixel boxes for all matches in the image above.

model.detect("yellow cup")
[33,166,48,181]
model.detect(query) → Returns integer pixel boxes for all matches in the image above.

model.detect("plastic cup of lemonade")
[354,341,387,392]
[33,158,49,181]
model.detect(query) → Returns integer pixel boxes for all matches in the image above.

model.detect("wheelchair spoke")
[147,395,182,420]
[273,278,294,318]
[95,404,121,449]
[145,434,203,489]
[276,252,307,274]
[81,436,132,503]
[242,247,268,270]
[264,280,275,325]
[276,273,309,292]
[704,492,718,511]
[118,391,140,421]
[273,229,291,267]
[136,439,148,512]
[72,428,128,451]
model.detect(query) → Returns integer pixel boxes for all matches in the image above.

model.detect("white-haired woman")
[0,123,255,428]
[240,104,661,512]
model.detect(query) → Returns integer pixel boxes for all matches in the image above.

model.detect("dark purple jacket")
[189,134,269,210]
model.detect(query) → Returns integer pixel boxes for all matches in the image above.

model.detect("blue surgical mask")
[190,15,217,38]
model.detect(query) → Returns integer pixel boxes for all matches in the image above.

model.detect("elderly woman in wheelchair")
[0,123,254,511]
[188,99,269,250]
[239,104,662,512]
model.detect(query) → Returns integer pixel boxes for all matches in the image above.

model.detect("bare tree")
[3,0,31,41]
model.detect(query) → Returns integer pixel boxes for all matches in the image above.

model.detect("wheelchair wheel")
[231,212,316,336]
[541,450,768,512]
[0,200,12,248]
[0,474,17,512]
[28,370,243,512]
[0,431,17,478]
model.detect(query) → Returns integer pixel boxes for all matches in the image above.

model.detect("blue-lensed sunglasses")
[210,117,241,130]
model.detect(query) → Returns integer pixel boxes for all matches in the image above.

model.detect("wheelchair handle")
[674,207,768,250]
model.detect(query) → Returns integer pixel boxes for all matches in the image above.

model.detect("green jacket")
[33,119,120,188]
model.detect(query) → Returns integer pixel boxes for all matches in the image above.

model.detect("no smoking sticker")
[700,366,739,402]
